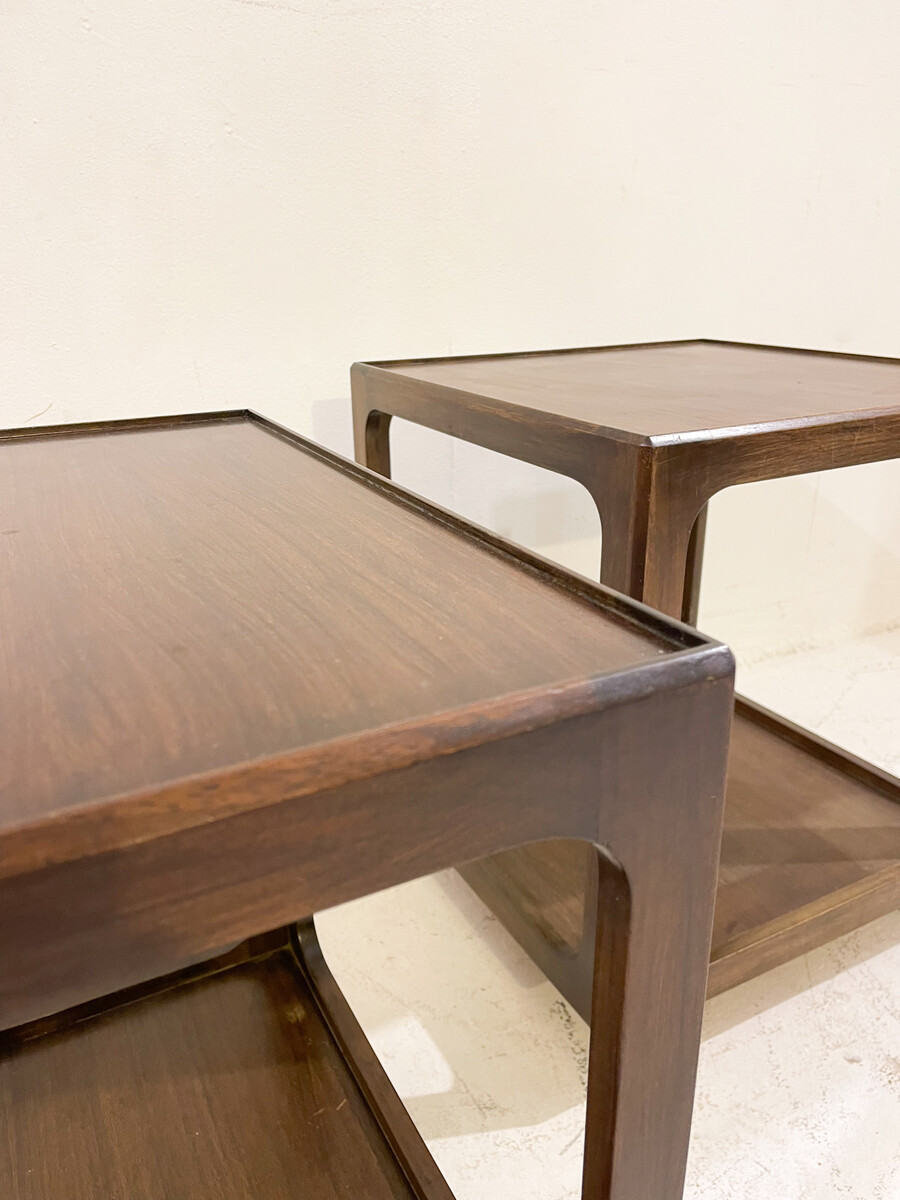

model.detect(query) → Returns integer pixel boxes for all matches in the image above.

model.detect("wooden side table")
[0,412,733,1200]
[352,339,900,1007]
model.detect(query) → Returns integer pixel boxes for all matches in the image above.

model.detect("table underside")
[461,698,900,1010]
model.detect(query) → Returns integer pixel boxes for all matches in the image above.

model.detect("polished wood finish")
[1,926,443,1200]
[3,414,665,827]
[2,413,734,1200]
[464,699,900,1015]
[712,700,900,990]
[351,339,900,1007]
[382,339,900,437]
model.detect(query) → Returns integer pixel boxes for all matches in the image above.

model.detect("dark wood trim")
[366,337,705,371]
[295,920,456,1200]
[0,409,248,443]
[0,928,290,1051]
[736,696,900,799]
[2,926,453,1200]
[699,336,900,367]
[371,335,900,372]
[708,862,900,996]
[1,648,727,884]
[248,410,707,648]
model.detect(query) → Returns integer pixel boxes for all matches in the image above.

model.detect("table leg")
[352,396,393,479]
[581,684,728,1200]
[590,449,710,622]
[682,503,708,625]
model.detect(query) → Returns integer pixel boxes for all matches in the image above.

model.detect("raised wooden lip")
[735,695,900,798]
[361,336,900,372]
[0,409,734,878]
[362,336,707,370]
[0,408,246,443]
[707,860,900,996]
[353,338,900,448]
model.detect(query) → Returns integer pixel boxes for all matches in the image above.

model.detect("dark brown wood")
[0,926,445,1200]
[295,920,457,1200]
[370,338,900,438]
[352,339,900,1008]
[0,410,700,1023]
[1,412,734,1200]
[463,698,900,1016]
[3,412,672,830]
[353,339,900,620]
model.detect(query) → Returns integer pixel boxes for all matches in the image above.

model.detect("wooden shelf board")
[461,698,900,1012]
[0,929,447,1200]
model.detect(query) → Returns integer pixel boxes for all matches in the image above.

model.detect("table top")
[1,412,687,862]
[378,340,900,442]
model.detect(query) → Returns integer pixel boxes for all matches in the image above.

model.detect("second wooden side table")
[352,338,900,1011]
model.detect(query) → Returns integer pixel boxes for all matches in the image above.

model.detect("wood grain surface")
[714,705,900,943]
[0,413,667,830]
[0,932,422,1200]
[384,339,900,438]
[462,700,900,1011]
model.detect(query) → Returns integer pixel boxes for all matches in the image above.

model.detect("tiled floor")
[316,626,900,1200]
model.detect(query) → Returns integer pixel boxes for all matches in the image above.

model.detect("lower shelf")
[461,696,900,1019]
[0,925,452,1200]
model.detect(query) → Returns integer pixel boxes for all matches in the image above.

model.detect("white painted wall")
[2,1,898,663]
[692,2,900,660]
